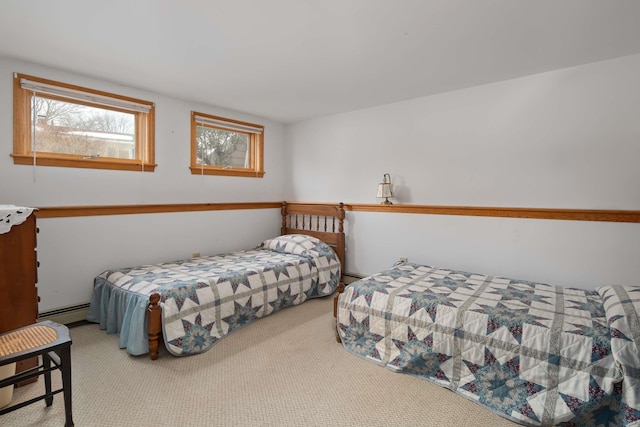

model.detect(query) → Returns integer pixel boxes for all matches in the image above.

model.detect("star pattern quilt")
[336,262,640,426]
[88,234,341,356]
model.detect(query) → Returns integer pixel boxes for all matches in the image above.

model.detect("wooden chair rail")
[32,201,640,223]
[35,202,281,218]
[343,203,640,223]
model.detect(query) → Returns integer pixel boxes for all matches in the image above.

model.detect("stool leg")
[42,353,53,406]
[59,345,74,427]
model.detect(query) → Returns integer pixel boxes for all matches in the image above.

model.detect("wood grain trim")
[189,111,264,178]
[13,73,156,172]
[33,201,640,223]
[188,167,265,178]
[283,202,346,218]
[12,154,157,172]
[343,203,640,223]
[35,202,282,218]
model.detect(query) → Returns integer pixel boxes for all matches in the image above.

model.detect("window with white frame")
[12,73,156,171]
[190,111,264,178]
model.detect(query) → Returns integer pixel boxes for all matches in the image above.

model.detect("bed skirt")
[86,277,152,356]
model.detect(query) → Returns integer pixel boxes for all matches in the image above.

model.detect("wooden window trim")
[12,73,156,172]
[190,111,264,178]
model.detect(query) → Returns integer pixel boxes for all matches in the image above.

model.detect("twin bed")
[336,261,640,426]
[87,203,639,426]
[87,202,345,359]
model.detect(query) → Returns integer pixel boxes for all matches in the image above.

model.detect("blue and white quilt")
[337,262,640,426]
[87,234,341,356]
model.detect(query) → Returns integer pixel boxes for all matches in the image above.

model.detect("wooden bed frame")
[145,201,345,360]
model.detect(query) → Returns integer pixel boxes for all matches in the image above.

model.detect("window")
[12,73,156,171]
[190,111,264,178]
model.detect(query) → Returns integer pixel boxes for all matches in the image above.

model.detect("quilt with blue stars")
[88,234,341,356]
[337,262,640,427]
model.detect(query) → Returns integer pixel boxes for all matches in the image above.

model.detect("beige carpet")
[4,296,518,427]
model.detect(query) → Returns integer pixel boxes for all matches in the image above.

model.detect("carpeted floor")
[3,296,518,426]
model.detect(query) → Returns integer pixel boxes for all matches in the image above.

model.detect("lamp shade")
[376,183,392,198]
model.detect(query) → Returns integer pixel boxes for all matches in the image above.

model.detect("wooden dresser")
[0,207,39,382]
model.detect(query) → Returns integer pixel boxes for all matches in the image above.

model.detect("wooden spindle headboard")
[281,202,345,272]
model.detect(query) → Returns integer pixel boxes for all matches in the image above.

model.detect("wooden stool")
[0,321,73,427]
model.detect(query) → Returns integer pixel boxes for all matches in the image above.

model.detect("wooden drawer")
[0,211,39,386]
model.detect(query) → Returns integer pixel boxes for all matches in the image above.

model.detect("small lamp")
[376,173,393,205]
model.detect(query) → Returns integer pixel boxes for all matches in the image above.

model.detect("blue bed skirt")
[86,277,154,356]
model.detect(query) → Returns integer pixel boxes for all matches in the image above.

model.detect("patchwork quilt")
[88,234,341,356]
[337,262,640,426]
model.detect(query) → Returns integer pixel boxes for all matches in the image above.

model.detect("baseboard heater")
[38,303,91,325]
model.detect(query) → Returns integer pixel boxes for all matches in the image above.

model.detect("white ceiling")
[2,0,640,124]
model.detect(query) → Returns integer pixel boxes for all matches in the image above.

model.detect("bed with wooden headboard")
[87,202,345,360]
[280,201,345,267]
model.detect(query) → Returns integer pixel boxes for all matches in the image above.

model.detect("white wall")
[3,53,640,310]
[37,209,282,310]
[0,55,288,310]
[286,54,640,289]
[0,56,287,206]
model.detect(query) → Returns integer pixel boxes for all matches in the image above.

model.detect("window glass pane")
[196,125,249,168]
[33,97,136,159]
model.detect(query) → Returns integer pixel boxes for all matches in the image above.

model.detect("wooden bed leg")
[334,282,345,343]
[147,293,162,360]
